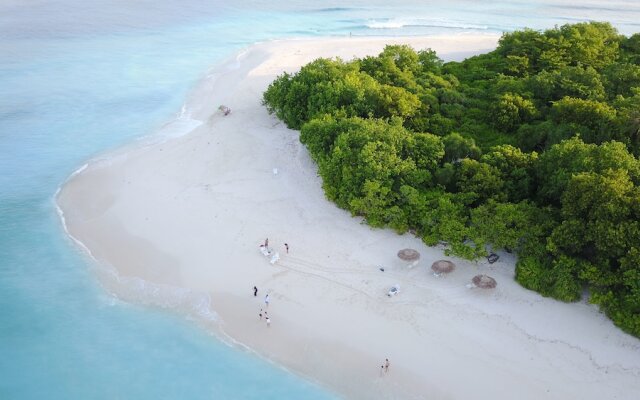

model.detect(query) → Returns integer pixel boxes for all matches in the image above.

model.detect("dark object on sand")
[431,260,456,274]
[218,105,231,115]
[387,285,400,297]
[472,274,497,289]
[487,253,499,264]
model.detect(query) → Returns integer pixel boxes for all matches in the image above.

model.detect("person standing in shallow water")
[284,243,289,253]
[384,359,390,372]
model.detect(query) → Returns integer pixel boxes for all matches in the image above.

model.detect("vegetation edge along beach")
[262,22,640,337]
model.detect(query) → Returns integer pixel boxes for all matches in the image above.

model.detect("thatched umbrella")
[472,274,497,289]
[431,260,456,274]
[397,248,420,268]
[397,248,420,261]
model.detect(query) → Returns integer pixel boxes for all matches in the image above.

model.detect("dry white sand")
[56,36,640,400]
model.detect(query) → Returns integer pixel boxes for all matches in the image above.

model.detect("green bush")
[263,23,640,337]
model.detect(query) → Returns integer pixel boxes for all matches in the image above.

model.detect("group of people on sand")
[252,238,290,328]
[259,237,289,265]
[258,307,270,327]
[380,359,390,376]
[253,287,271,327]
[254,237,285,329]
[253,286,271,328]
[259,238,288,254]
[254,238,392,377]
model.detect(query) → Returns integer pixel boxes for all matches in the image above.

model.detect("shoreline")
[56,36,640,399]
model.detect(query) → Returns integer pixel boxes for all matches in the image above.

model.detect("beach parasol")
[397,248,420,268]
[397,248,420,261]
[431,260,456,274]
[472,274,497,289]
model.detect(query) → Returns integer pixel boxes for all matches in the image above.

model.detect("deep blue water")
[1,1,639,398]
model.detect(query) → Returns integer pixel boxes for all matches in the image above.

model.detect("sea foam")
[366,18,489,31]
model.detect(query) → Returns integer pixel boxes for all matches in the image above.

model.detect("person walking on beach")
[264,238,269,248]
[284,243,289,253]
[264,293,270,308]
[253,286,258,297]
[266,316,271,327]
[259,309,263,320]
[384,358,390,373]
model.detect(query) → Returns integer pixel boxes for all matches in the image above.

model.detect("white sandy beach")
[57,36,640,399]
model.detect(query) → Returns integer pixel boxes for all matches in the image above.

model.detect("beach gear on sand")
[259,244,279,264]
[260,245,271,256]
[387,284,400,297]
[218,105,231,115]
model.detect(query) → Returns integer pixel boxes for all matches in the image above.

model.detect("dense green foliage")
[263,22,640,337]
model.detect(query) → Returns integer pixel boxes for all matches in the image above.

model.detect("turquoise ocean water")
[1,1,639,398]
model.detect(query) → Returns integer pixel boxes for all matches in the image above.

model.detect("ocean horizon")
[2,1,640,398]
